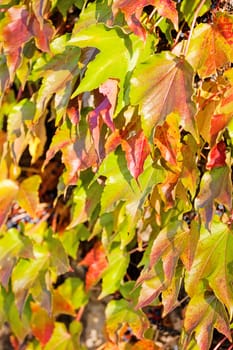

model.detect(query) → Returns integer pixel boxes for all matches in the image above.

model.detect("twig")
[212,336,228,350]
[182,0,207,57]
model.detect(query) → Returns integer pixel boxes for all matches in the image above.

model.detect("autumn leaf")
[185,221,233,318]
[79,242,108,290]
[206,141,226,170]
[112,0,178,40]
[184,292,231,350]
[0,179,18,227]
[30,302,54,346]
[154,113,182,169]
[121,129,150,180]
[185,12,233,78]
[0,6,31,81]
[130,52,197,137]
[17,175,41,218]
[195,166,232,227]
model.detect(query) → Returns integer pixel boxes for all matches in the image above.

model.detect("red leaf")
[121,129,150,179]
[2,6,31,80]
[88,79,118,160]
[113,0,178,40]
[30,15,54,52]
[206,141,226,170]
[30,302,54,346]
[79,242,108,291]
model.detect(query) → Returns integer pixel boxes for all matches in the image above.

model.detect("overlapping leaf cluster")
[0,0,233,349]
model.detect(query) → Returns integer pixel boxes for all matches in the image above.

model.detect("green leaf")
[70,23,152,111]
[57,277,88,309]
[180,0,211,27]
[46,236,69,275]
[11,255,49,313]
[0,54,9,103]
[100,244,130,298]
[44,320,82,350]
[130,52,197,138]
[105,299,149,342]
[185,221,233,318]
[0,228,33,288]
[60,225,90,259]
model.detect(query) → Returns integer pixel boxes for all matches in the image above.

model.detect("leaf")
[195,166,232,227]
[11,256,49,314]
[206,140,226,170]
[79,242,108,290]
[0,179,18,227]
[121,129,150,179]
[46,236,69,275]
[56,277,88,310]
[70,23,150,112]
[17,175,41,218]
[100,244,130,298]
[154,113,182,168]
[0,54,9,101]
[0,229,33,288]
[88,79,117,161]
[34,46,81,122]
[0,6,31,81]
[30,302,54,346]
[185,12,233,78]
[185,221,233,318]
[180,0,211,27]
[184,292,231,350]
[130,52,197,137]
[105,299,149,342]
[44,320,82,350]
[149,220,187,283]
[112,0,178,41]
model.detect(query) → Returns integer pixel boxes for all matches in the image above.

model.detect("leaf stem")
[182,0,207,57]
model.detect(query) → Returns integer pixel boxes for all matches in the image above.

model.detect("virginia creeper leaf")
[34,46,81,123]
[0,229,33,288]
[0,179,18,227]
[57,277,88,310]
[79,242,108,291]
[184,292,231,350]
[30,302,54,346]
[17,175,41,219]
[105,299,149,342]
[112,0,178,41]
[185,12,233,78]
[130,52,197,137]
[206,140,226,170]
[180,0,211,27]
[195,166,232,226]
[121,129,150,179]
[185,221,233,318]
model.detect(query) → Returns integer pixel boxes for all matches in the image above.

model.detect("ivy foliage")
[1,0,233,349]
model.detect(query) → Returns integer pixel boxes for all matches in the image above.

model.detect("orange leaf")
[79,242,108,290]
[30,302,54,346]
[121,129,150,179]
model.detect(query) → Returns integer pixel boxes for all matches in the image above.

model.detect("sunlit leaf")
[17,175,41,218]
[130,52,197,137]
[79,242,108,290]
[184,292,231,350]
[105,299,149,342]
[195,166,232,226]
[56,277,88,310]
[112,0,178,40]
[180,0,211,27]
[0,229,33,288]
[185,12,233,78]
[0,179,18,227]
[30,302,54,346]
[185,221,233,318]
[34,46,81,122]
